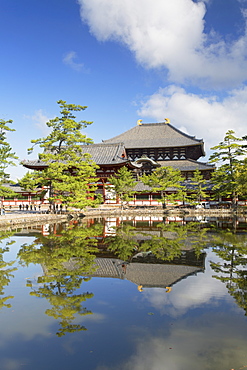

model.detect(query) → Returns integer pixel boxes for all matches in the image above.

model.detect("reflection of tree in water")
[18,223,103,336]
[210,229,247,315]
[0,230,16,309]
[105,224,140,261]
[105,222,207,262]
[141,222,208,261]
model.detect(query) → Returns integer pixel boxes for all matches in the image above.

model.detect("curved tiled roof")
[81,257,203,289]
[22,143,131,169]
[79,143,128,165]
[158,159,215,171]
[102,122,204,150]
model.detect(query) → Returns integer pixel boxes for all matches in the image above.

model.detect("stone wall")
[0,213,68,228]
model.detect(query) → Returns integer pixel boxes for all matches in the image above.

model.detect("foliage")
[0,231,17,309]
[209,130,247,207]
[22,100,101,210]
[141,166,185,208]
[210,229,247,315]
[0,119,18,198]
[105,222,207,262]
[140,222,207,261]
[107,166,136,208]
[235,158,247,198]
[105,224,139,261]
[188,169,208,204]
[18,171,40,192]
[18,222,104,336]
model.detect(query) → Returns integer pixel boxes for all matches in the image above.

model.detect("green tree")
[18,171,40,192]
[0,119,18,201]
[209,130,247,208]
[188,169,208,204]
[234,158,247,199]
[107,166,136,209]
[141,166,185,208]
[22,100,101,210]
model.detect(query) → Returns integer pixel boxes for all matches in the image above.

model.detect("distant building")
[1,183,44,207]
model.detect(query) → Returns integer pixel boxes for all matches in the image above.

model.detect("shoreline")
[82,206,245,217]
[0,211,68,229]
[0,206,246,229]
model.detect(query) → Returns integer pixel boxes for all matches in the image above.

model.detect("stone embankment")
[0,205,246,230]
[0,211,68,229]
[82,205,243,217]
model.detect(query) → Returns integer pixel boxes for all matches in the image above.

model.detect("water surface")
[0,216,247,370]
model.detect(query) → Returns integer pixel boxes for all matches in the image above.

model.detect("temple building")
[102,119,214,180]
[22,119,215,206]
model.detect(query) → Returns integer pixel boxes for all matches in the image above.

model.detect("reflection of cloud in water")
[142,249,232,317]
[0,308,54,343]
[0,308,105,344]
[96,314,247,370]
[0,357,28,370]
[74,312,105,323]
[142,273,227,317]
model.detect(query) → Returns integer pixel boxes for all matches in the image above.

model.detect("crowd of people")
[0,203,67,215]
[17,203,66,213]
[18,204,40,212]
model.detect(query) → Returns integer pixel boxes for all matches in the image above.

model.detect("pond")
[0,215,247,370]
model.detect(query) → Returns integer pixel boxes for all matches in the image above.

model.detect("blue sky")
[1,0,247,181]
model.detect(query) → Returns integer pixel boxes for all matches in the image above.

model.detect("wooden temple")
[102,119,214,180]
[22,120,215,205]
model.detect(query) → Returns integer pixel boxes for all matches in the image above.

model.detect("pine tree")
[107,166,136,209]
[209,130,247,208]
[0,119,18,203]
[141,166,185,208]
[22,100,100,210]
[188,169,208,204]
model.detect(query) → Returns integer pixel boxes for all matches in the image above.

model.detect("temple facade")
[22,119,215,206]
[102,119,214,180]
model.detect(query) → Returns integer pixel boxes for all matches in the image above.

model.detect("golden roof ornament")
[137,119,143,126]
[164,118,170,124]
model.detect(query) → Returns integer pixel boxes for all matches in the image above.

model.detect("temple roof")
[1,183,41,194]
[79,143,128,165]
[22,143,133,169]
[132,177,214,193]
[158,159,215,172]
[102,122,204,150]
[82,257,204,289]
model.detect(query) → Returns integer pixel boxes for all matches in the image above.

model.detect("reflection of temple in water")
[16,216,207,291]
[79,216,207,290]
[79,248,206,291]
[40,243,206,291]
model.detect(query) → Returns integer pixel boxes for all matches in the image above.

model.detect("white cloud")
[137,84,247,157]
[63,51,89,72]
[78,0,247,88]
[27,109,51,136]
